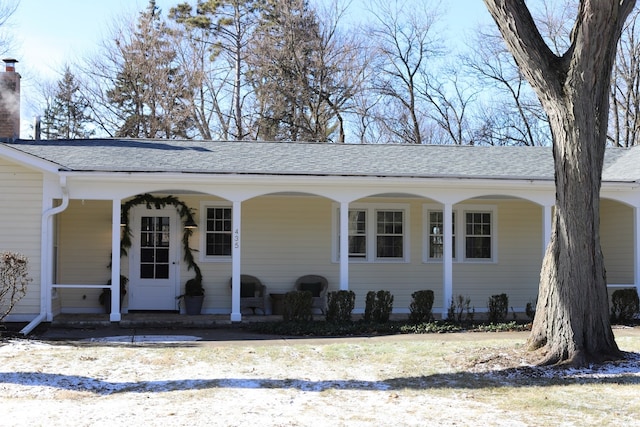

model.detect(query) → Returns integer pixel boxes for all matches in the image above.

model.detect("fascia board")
[0,144,61,174]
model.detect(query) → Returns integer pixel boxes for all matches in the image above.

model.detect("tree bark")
[484,0,636,366]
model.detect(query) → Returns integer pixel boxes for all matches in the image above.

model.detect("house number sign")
[234,228,240,249]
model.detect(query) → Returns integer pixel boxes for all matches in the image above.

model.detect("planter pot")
[101,289,126,314]
[184,295,204,315]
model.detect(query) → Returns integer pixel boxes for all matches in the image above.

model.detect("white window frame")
[333,203,410,263]
[200,201,233,262]
[423,204,497,263]
[423,204,456,262]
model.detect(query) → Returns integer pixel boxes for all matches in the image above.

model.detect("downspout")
[20,175,69,336]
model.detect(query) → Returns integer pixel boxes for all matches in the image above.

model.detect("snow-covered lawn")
[1,330,639,426]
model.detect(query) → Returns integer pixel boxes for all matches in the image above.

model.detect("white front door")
[128,206,179,310]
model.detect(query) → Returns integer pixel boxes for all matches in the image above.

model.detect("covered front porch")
[40,173,640,325]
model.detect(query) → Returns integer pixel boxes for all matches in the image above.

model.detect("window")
[348,210,367,258]
[428,211,455,259]
[376,210,404,258]
[204,206,232,257]
[465,212,492,259]
[335,203,409,262]
[423,204,496,263]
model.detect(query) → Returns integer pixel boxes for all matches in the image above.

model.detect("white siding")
[57,200,113,311]
[0,158,43,316]
[601,199,634,285]
[453,200,543,313]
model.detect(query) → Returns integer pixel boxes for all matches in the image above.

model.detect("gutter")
[20,176,69,336]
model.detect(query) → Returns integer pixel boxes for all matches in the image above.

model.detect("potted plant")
[177,274,205,315]
[99,275,128,314]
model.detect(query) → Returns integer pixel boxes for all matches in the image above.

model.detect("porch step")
[49,313,279,329]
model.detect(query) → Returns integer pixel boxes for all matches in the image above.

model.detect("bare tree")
[484,0,635,366]
[419,67,477,145]
[310,0,367,143]
[610,8,640,147]
[0,1,18,57]
[170,0,261,141]
[464,26,549,146]
[363,0,445,144]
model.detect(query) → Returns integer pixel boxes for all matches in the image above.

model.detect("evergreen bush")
[610,288,639,323]
[283,290,313,322]
[325,290,356,323]
[487,293,509,323]
[364,290,394,323]
[408,290,435,324]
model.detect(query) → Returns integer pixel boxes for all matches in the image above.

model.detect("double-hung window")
[427,210,455,259]
[465,211,492,260]
[202,204,232,260]
[376,210,404,258]
[348,210,367,258]
[423,204,496,262]
[336,203,409,262]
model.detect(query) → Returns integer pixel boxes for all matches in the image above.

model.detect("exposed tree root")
[531,346,625,368]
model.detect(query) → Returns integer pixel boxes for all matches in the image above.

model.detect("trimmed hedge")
[326,290,356,323]
[283,290,313,322]
[409,290,434,324]
[611,288,639,323]
[364,290,394,323]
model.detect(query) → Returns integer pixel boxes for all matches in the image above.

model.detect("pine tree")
[41,67,93,139]
[107,0,191,139]
[248,0,330,141]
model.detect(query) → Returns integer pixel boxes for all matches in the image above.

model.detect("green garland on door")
[120,194,202,286]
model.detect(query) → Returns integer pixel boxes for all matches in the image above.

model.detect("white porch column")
[110,199,122,322]
[442,202,453,318]
[230,201,242,322]
[633,206,640,294]
[339,202,349,290]
[542,204,553,259]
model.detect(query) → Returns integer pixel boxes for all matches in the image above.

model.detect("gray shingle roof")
[4,139,640,182]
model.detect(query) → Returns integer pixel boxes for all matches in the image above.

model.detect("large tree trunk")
[528,99,621,366]
[484,0,636,366]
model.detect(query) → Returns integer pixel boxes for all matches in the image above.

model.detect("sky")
[6,0,493,138]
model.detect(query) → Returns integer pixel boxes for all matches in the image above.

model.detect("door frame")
[127,205,181,310]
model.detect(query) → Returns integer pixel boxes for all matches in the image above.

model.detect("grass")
[1,329,639,425]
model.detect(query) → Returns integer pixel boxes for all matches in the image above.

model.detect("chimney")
[0,58,20,140]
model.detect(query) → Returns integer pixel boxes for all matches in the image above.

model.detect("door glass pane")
[140,264,154,279]
[156,248,169,263]
[141,248,154,263]
[155,264,169,279]
[139,216,171,279]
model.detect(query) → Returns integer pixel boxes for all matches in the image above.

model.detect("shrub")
[283,290,313,322]
[610,288,639,323]
[0,252,31,322]
[364,290,394,323]
[525,299,536,321]
[447,294,474,324]
[408,290,435,324]
[487,293,509,323]
[325,290,356,323]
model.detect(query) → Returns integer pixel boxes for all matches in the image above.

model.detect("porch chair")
[294,274,329,314]
[230,274,268,315]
